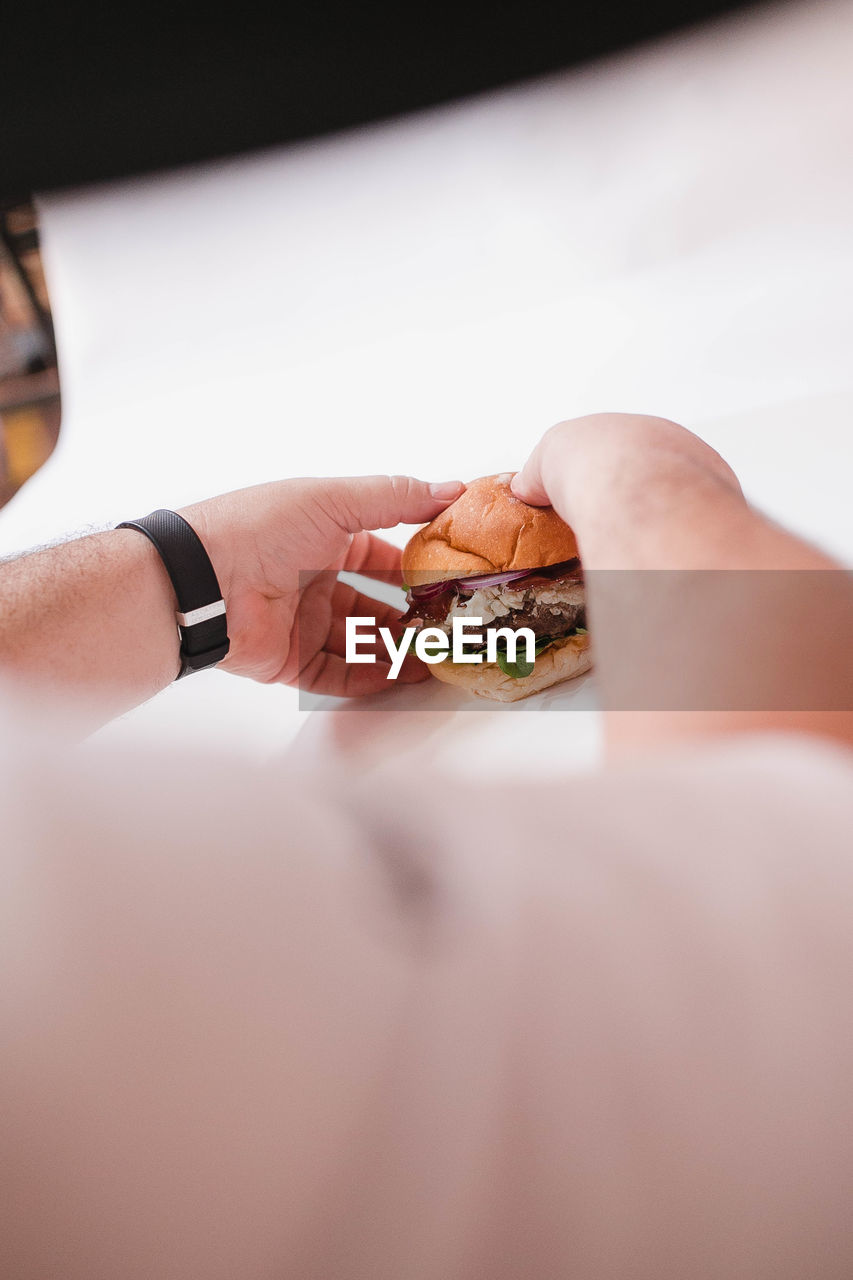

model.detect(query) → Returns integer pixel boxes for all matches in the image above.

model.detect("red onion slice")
[408,557,580,600]
[453,568,534,591]
[408,579,456,601]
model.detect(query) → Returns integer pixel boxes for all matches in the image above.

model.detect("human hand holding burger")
[178,475,468,696]
[0,474,466,726]
[12,411,851,747]
[508,412,853,756]
[510,411,745,569]
[398,413,750,705]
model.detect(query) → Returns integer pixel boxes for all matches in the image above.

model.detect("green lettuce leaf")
[494,635,555,679]
[495,648,535,679]
[406,626,586,679]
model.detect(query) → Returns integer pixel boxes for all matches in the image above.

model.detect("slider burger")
[401,473,591,702]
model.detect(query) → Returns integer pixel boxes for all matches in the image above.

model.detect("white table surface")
[3,0,852,772]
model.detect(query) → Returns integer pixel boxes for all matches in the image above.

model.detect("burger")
[400,473,591,702]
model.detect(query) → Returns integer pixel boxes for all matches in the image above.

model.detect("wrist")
[175,499,247,672]
[175,501,233,601]
[117,510,231,679]
[176,503,243,665]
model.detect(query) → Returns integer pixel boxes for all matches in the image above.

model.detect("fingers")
[510,416,620,508]
[513,414,743,511]
[511,418,579,509]
[510,414,627,507]
[289,580,427,697]
[511,413,713,511]
[510,447,551,507]
[325,586,407,658]
[297,649,428,697]
[318,475,465,535]
[338,531,402,581]
[326,584,428,683]
[306,579,426,695]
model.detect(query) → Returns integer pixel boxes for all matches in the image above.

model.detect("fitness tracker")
[117,509,230,679]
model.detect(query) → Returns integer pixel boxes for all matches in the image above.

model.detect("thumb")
[507,458,548,501]
[511,419,583,509]
[323,475,466,533]
[510,452,551,508]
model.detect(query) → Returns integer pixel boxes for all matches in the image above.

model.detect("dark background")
[3,1,751,197]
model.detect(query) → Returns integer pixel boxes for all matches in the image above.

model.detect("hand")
[511,413,746,569]
[509,414,853,755]
[181,476,465,696]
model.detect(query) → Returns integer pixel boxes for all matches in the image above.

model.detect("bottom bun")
[427,633,592,703]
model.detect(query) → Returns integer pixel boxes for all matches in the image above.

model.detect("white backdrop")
[3,0,852,769]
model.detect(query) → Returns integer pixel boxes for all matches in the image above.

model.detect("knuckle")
[388,474,415,505]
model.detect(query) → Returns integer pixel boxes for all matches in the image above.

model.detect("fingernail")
[429,480,465,500]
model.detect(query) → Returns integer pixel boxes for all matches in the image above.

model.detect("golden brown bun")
[402,473,579,584]
[427,633,591,703]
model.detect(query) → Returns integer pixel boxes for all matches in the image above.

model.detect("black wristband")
[117,509,230,680]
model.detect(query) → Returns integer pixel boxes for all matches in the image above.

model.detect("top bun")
[402,473,579,583]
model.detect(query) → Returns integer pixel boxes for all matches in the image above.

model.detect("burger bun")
[427,632,591,703]
[402,473,578,584]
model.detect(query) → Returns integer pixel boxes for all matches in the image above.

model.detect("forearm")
[587,489,853,754]
[0,474,465,724]
[520,417,853,753]
[0,529,180,728]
